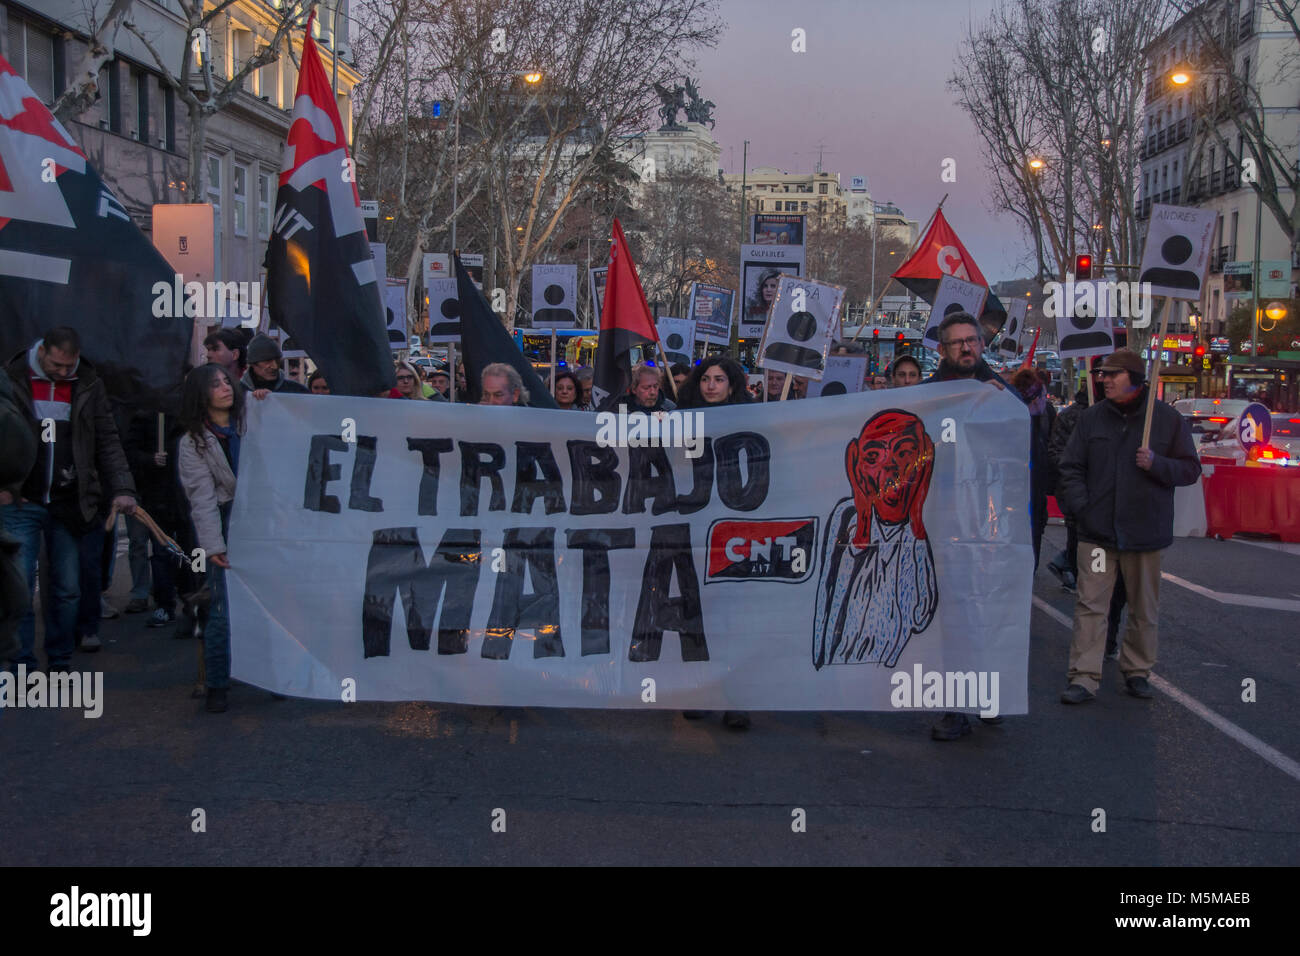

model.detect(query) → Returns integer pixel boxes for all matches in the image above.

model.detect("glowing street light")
[1265,302,1288,322]
[1028,158,1046,171]
[524,72,543,84]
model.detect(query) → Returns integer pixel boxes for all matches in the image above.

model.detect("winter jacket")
[123,410,185,526]
[4,344,136,526]
[1048,401,1086,493]
[240,368,309,394]
[1057,387,1200,552]
[177,427,238,556]
[610,391,677,414]
[0,366,37,494]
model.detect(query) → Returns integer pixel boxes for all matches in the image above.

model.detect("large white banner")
[227,385,1032,713]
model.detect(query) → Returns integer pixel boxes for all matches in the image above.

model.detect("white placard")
[757,275,844,380]
[383,278,407,352]
[531,264,578,328]
[739,243,806,339]
[656,317,696,366]
[1054,279,1116,360]
[425,277,461,343]
[807,356,868,397]
[997,298,1029,356]
[1138,204,1219,301]
[922,275,989,350]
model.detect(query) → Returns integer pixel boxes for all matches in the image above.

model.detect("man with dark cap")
[1056,349,1199,705]
[240,334,309,394]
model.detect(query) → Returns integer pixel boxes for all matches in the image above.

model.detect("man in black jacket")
[1056,349,1200,703]
[1,328,137,671]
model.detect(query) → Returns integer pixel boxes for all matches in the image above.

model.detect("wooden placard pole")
[549,329,557,398]
[448,342,457,402]
[779,371,793,401]
[657,341,679,402]
[1141,296,1174,448]
[157,413,165,455]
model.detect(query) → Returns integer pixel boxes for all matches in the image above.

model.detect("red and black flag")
[264,11,393,396]
[592,218,658,410]
[0,55,189,403]
[454,253,556,408]
[891,208,1007,340]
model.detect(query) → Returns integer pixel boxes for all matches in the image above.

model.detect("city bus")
[512,329,598,376]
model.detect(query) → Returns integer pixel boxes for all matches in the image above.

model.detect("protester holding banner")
[480,364,530,407]
[1056,349,1199,705]
[610,363,676,414]
[177,364,271,713]
[308,371,330,395]
[552,371,583,410]
[575,368,595,409]
[241,335,308,396]
[391,360,442,401]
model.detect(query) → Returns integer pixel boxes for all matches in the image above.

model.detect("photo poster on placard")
[461,253,485,289]
[656,317,696,367]
[739,243,806,339]
[921,274,990,350]
[751,213,806,245]
[589,266,608,325]
[384,278,408,353]
[531,264,578,329]
[807,355,868,397]
[689,283,735,345]
[1138,205,1218,301]
[757,275,844,380]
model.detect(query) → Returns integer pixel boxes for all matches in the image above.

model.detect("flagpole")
[849,194,947,345]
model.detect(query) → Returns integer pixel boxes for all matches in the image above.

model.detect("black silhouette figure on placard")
[925,300,973,346]
[429,293,461,338]
[663,331,691,366]
[534,282,577,327]
[1058,299,1113,354]
[1140,234,1200,291]
[386,307,405,346]
[820,381,848,397]
[1000,311,1020,353]
[762,310,826,371]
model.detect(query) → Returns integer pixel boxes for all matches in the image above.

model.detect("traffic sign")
[1237,403,1272,452]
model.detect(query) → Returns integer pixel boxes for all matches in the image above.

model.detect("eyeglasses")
[1097,369,1126,378]
[941,335,980,349]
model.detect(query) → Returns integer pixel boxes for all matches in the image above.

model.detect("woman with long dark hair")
[176,363,262,713]
[677,354,751,729]
[552,370,584,410]
[676,355,750,409]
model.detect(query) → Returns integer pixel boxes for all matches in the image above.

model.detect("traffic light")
[1074,254,1093,280]
[1194,343,1206,358]
[896,332,905,343]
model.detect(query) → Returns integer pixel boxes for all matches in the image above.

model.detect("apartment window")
[135,71,149,142]
[105,61,121,133]
[207,154,223,279]
[257,171,273,238]
[281,43,297,106]
[818,183,828,195]
[1230,210,1239,250]
[163,86,176,151]
[7,18,57,103]
[232,29,254,79]
[1242,56,1250,81]
[232,162,249,237]
[800,201,808,211]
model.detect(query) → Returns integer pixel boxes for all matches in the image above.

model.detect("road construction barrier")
[1200,459,1300,542]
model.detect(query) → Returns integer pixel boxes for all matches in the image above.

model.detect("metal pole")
[331,1,340,98]
[1251,188,1261,358]
[869,221,877,323]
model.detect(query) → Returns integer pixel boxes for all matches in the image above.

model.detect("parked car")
[1174,398,1251,443]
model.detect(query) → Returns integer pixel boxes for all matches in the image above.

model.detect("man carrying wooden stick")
[1056,349,1200,704]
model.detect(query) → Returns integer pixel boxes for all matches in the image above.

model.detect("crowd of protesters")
[1,314,1196,733]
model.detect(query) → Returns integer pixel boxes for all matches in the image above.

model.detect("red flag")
[263,10,393,396]
[891,207,1006,339]
[592,218,658,408]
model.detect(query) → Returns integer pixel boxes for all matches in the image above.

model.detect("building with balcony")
[720,166,917,243]
[1137,0,1298,336]
[1,0,362,288]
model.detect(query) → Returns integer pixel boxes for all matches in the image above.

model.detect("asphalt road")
[3,524,1298,866]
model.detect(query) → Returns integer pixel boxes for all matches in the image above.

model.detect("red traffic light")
[1074,254,1093,280]
[896,332,905,342]
[1194,344,1206,357]
[872,328,879,339]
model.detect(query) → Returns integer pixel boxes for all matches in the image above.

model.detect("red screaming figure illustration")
[812,410,939,669]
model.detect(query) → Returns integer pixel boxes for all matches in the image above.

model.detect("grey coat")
[177,428,237,556]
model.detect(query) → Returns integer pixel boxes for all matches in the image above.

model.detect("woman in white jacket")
[177,364,259,713]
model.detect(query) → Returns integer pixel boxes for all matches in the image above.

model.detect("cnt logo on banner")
[807,355,868,397]
[997,298,1029,357]
[225,384,1032,711]
[531,264,578,328]
[1138,205,1219,301]
[656,317,696,366]
[922,274,989,350]
[739,243,805,339]
[758,276,844,379]
[688,283,734,346]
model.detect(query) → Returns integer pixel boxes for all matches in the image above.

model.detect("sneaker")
[79,634,102,653]
[146,607,175,628]
[722,710,751,730]
[1125,676,1153,699]
[124,597,149,614]
[931,712,971,740]
[100,597,119,619]
[205,687,228,713]
[1060,683,1096,704]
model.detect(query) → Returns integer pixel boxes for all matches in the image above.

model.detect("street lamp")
[1028,157,1046,171]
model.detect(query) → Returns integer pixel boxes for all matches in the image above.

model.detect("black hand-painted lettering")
[513,441,566,515]
[714,432,770,511]
[303,434,347,513]
[483,527,564,659]
[566,528,637,656]
[348,435,383,512]
[407,438,453,515]
[630,523,708,662]
[675,437,714,515]
[459,441,507,516]
[622,445,678,515]
[567,440,621,515]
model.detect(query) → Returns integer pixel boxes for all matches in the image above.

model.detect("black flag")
[454,254,557,408]
[264,11,394,396]
[0,55,188,404]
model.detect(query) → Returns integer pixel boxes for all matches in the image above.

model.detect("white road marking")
[1224,537,1300,558]
[1033,596,1300,784]
[1160,572,1300,613]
